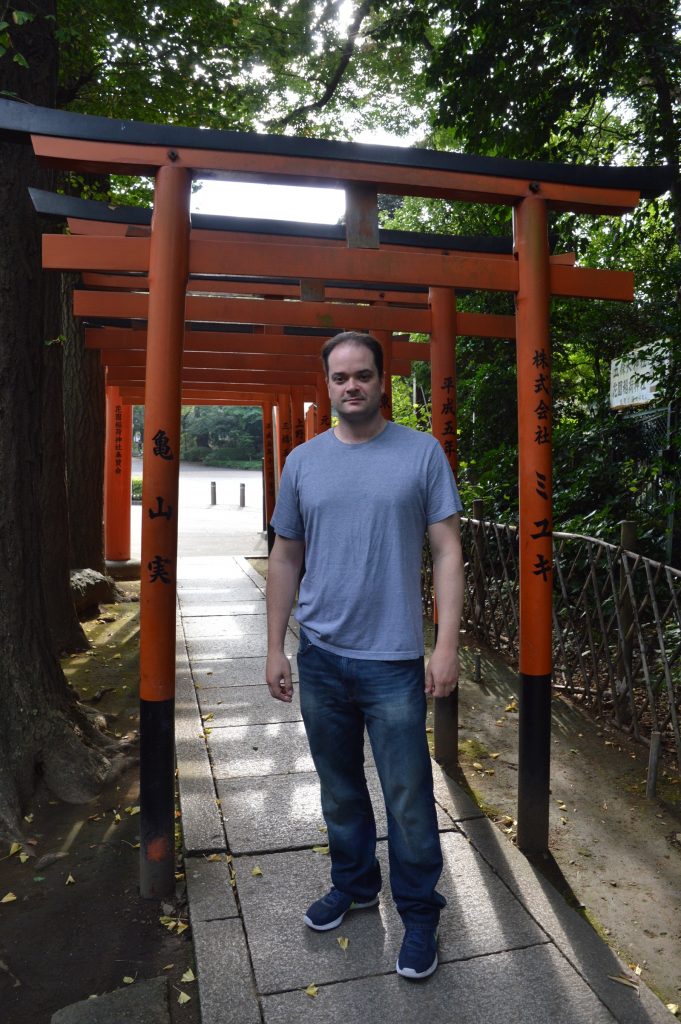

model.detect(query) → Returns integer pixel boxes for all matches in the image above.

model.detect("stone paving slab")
[234,833,548,994]
[182,613,268,639]
[51,978,170,1024]
[260,943,618,1024]
[177,559,252,583]
[186,633,296,661]
[198,683,303,727]
[176,623,226,855]
[432,765,486,822]
[176,599,265,617]
[458,817,672,1024]
[192,656,298,688]
[177,578,257,593]
[185,856,239,923]
[216,767,454,855]
[192,918,261,1024]
[207,721,338,778]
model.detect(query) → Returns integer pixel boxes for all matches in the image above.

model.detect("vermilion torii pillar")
[276,391,293,479]
[316,373,332,433]
[291,387,306,447]
[262,400,276,550]
[514,195,553,855]
[428,286,459,770]
[138,165,191,898]
[104,384,133,562]
[429,288,458,476]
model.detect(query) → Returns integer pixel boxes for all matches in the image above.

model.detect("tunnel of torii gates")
[0,100,672,897]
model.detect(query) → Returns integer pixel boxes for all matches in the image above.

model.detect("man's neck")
[333,414,388,445]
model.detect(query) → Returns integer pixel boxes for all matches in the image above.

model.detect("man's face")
[326,342,385,426]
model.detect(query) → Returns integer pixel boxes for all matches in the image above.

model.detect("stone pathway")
[175,554,671,1024]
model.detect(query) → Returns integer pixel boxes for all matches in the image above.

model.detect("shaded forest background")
[0,0,679,839]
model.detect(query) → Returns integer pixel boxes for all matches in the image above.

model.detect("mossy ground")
[0,583,200,1024]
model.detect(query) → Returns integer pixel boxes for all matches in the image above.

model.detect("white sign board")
[610,348,666,409]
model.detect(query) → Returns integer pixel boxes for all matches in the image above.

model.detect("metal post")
[104,383,132,561]
[240,482,245,508]
[513,194,552,857]
[139,164,191,898]
[210,481,216,506]
[646,731,662,799]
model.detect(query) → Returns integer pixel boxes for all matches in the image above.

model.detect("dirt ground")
[0,583,200,1024]
[451,639,681,1012]
[2,576,679,1022]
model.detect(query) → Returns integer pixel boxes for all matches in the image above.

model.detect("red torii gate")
[2,99,672,898]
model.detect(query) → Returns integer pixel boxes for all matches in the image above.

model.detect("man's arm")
[265,534,305,702]
[425,514,464,697]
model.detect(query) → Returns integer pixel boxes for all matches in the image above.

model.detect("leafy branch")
[268,0,375,129]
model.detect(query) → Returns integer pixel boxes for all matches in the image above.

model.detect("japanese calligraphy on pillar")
[264,417,276,512]
[147,427,175,585]
[114,404,123,475]
[530,349,552,583]
[294,417,305,445]
[439,375,457,465]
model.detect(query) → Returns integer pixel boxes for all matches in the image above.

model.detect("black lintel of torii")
[0,99,673,198]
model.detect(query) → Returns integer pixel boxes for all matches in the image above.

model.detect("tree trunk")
[0,5,117,844]
[40,252,89,653]
[62,272,108,573]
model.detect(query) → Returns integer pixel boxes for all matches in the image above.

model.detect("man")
[265,331,464,980]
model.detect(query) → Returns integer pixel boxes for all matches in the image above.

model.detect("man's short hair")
[321,332,384,379]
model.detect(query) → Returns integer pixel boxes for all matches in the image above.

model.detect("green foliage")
[180,406,263,463]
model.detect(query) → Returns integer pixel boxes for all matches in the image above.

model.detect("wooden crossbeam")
[47,235,633,302]
[74,291,432,333]
[32,134,642,214]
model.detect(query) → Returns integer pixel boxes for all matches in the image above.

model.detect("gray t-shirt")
[270,421,462,660]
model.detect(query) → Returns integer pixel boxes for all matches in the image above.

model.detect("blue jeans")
[297,628,446,926]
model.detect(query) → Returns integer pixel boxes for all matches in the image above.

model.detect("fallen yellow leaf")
[312,845,329,855]
[666,1003,679,1015]
[19,853,29,864]
[305,984,318,998]
[162,964,174,971]
[178,991,191,1005]
[176,922,189,935]
[9,842,21,857]
[490,753,500,759]
[472,762,483,771]
[123,976,134,985]
[337,937,349,951]
[206,853,224,862]
[181,968,196,983]
[202,713,215,722]
[1,892,17,903]
[65,874,76,885]
[251,866,263,877]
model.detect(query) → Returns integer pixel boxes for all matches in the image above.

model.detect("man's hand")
[266,650,294,703]
[425,645,459,698]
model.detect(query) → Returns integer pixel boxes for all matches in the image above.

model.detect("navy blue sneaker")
[304,887,379,931]
[396,924,439,979]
